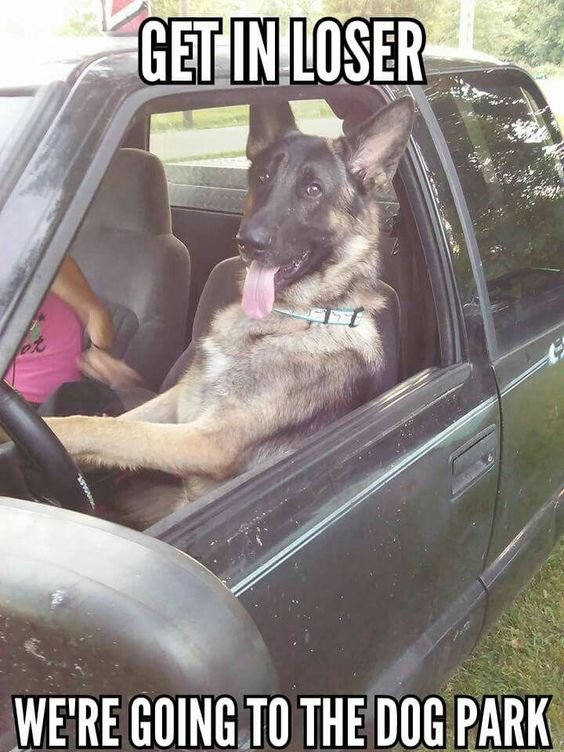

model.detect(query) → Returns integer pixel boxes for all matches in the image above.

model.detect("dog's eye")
[258,170,271,184]
[305,181,323,198]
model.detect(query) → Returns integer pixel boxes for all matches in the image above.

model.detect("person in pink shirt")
[4,257,139,411]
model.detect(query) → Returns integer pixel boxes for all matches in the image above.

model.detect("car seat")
[70,148,191,391]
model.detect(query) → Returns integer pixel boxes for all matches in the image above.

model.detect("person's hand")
[78,348,142,390]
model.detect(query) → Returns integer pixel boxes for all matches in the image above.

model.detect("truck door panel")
[158,367,499,702]
[152,89,502,705]
[425,69,564,623]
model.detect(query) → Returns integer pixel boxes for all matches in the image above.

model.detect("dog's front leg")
[118,383,184,423]
[46,361,345,477]
[45,414,244,478]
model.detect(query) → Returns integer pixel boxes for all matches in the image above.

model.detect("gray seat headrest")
[192,257,244,341]
[160,258,242,392]
[71,147,191,391]
[84,148,172,235]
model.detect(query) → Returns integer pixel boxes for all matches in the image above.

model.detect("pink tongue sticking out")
[242,261,280,319]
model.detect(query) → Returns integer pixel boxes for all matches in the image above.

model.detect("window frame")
[1,79,471,538]
[140,84,464,370]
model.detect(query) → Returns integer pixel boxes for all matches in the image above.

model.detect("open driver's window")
[148,96,440,378]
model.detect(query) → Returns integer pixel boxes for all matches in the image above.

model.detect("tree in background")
[322,0,459,46]
[56,0,564,73]
[151,0,179,13]
[152,0,239,27]
[323,0,564,68]
[507,0,564,68]
[59,1,100,36]
[321,0,526,57]
[472,0,520,58]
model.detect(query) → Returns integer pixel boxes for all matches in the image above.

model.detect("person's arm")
[52,257,141,388]
[51,257,114,350]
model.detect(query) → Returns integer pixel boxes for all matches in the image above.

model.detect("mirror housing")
[0,498,277,748]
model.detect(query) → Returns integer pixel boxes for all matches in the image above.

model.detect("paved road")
[150,117,342,162]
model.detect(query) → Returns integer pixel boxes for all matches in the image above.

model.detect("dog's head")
[237,96,415,318]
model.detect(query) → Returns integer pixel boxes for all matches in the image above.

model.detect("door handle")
[450,426,497,497]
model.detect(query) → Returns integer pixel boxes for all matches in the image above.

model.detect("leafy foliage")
[507,0,564,67]
[320,0,563,68]
[151,0,181,15]
[152,0,238,27]
[58,2,100,36]
[56,0,564,71]
[323,0,457,46]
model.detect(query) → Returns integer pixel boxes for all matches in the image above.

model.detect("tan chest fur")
[176,299,384,426]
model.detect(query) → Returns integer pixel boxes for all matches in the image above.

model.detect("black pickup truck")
[0,39,562,749]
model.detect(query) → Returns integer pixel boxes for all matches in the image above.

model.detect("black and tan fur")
[18,96,415,529]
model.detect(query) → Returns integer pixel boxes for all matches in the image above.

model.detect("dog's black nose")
[236,227,272,254]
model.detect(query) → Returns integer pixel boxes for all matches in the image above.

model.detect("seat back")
[160,257,242,391]
[71,148,191,391]
[161,257,400,401]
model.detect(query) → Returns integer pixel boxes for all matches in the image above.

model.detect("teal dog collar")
[273,306,365,327]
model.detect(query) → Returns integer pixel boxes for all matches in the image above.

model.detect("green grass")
[152,105,248,131]
[438,540,564,750]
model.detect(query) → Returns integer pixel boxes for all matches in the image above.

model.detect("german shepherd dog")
[28,96,415,528]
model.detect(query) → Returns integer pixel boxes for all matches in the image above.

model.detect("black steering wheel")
[0,380,95,514]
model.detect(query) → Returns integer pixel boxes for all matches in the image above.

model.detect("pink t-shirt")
[4,292,84,404]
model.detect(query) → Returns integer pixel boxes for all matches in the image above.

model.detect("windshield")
[0,82,68,205]
[0,95,35,153]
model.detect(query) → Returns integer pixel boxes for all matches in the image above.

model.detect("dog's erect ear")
[246,102,298,161]
[342,97,415,189]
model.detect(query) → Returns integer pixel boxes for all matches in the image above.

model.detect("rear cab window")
[149,101,343,214]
